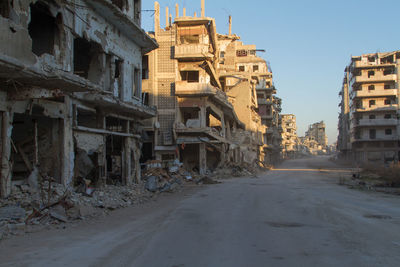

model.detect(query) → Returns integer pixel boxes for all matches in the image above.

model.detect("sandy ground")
[1,156,400,267]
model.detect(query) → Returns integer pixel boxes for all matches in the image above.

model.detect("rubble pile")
[209,162,262,179]
[142,160,199,192]
[0,181,152,240]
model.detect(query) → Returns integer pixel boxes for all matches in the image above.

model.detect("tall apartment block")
[142,0,280,172]
[0,0,158,197]
[338,51,400,164]
[280,114,298,159]
[256,72,282,165]
[305,121,328,148]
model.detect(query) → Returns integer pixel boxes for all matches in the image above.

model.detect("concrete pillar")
[123,137,131,185]
[199,143,206,175]
[154,2,160,34]
[221,115,226,138]
[199,106,206,127]
[61,96,74,187]
[175,3,179,18]
[229,16,232,35]
[201,0,205,17]
[0,111,13,198]
[165,7,169,28]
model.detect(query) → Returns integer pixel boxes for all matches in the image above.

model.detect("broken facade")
[338,51,400,164]
[0,0,157,197]
[280,114,298,159]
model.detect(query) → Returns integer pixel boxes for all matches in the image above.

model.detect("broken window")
[142,55,149,80]
[368,56,375,62]
[220,51,225,58]
[383,68,394,75]
[77,108,98,128]
[384,114,392,119]
[384,84,392,89]
[133,67,140,98]
[369,114,376,119]
[368,71,375,78]
[385,129,392,135]
[368,85,375,90]
[369,100,375,107]
[384,99,391,105]
[236,50,247,57]
[238,66,245,72]
[106,116,127,133]
[73,37,103,82]
[253,65,259,72]
[134,0,140,23]
[180,34,200,44]
[0,0,10,18]
[180,71,199,83]
[369,129,376,139]
[28,2,59,56]
[249,50,256,56]
[112,0,126,10]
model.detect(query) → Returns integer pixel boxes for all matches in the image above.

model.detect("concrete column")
[0,111,13,198]
[123,137,130,185]
[154,2,160,35]
[175,4,179,18]
[165,7,169,28]
[199,106,206,127]
[221,115,226,138]
[61,96,74,187]
[199,143,206,175]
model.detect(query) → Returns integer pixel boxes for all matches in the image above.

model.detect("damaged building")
[142,1,247,174]
[338,51,400,164]
[142,0,283,173]
[0,0,158,197]
[280,114,298,159]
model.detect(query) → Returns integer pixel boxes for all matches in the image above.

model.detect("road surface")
[1,156,400,267]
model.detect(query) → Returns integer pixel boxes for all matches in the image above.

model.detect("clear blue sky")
[142,0,400,145]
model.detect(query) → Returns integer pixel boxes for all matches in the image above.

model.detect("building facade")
[280,114,298,159]
[0,0,157,197]
[338,51,400,164]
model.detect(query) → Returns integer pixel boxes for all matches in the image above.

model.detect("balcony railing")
[352,104,398,113]
[351,89,397,98]
[352,74,397,83]
[175,81,217,96]
[174,44,213,59]
[353,61,395,68]
[355,119,398,127]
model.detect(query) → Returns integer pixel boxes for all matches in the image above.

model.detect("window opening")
[368,85,375,90]
[28,2,58,56]
[369,100,375,107]
[367,71,375,78]
[180,71,199,83]
[142,55,149,80]
[369,129,376,139]
[385,129,392,135]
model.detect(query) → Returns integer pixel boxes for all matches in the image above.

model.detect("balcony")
[351,136,399,143]
[256,86,277,94]
[174,44,213,60]
[353,104,398,113]
[351,89,397,98]
[355,119,398,127]
[353,61,395,69]
[175,81,217,96]
[257,98,273,105]
[352,74,397,84]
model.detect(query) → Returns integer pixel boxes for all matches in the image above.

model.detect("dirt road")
[1,156,400,266]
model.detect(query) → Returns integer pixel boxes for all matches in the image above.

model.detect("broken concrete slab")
[0,206,26,221]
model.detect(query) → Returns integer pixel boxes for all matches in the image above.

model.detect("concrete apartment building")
[280,114,298,159]
[142,1,253,174]
[142,0,283,172]
[338,51,400,164]
[305,121,328,148]
[256,72,282,164]
[337,69,351,159]
[0,0,157,197]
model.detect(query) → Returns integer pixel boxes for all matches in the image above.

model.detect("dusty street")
[1,156,400,267]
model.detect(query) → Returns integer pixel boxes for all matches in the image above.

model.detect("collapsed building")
[280,114,298,159]
[256,81,282,165]
[142,1,282,173]
[338,51,400,164]
[299,121,328,155]
[0,0,158,198]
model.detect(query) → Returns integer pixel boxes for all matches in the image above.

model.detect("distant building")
[280,114,298,159]
[305,121,328,148]
[338,51,400,164]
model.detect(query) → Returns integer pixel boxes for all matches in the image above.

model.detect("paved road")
[1,156,400,266]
